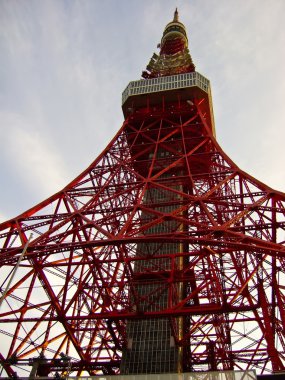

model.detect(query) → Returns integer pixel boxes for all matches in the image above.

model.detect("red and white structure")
[0,10,285,378]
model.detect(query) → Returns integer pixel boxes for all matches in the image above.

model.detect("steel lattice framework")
[1,9,285,379]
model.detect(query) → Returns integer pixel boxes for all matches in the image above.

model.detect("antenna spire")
[173,8,179,22]
[142,8,195,78]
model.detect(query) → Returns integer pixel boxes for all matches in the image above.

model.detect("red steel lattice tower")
[1,9,285,378]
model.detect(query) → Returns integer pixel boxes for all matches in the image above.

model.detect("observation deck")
[122,71,215,135]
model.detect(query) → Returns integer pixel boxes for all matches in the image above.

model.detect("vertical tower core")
[121,10,215,374]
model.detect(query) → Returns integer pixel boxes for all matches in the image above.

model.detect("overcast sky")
[1,0,285,222]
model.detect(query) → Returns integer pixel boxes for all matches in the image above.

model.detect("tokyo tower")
[1,9,285,379]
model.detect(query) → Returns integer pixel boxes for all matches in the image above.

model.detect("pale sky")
[1,0,285,222]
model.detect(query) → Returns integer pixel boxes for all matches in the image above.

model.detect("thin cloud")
[0,111,68,218]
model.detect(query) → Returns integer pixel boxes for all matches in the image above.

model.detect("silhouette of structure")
[1,9,285,378]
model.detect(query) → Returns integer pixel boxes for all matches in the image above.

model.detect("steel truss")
[0,99,285,377]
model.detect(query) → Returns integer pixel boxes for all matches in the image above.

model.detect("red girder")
[0,99,285,376]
